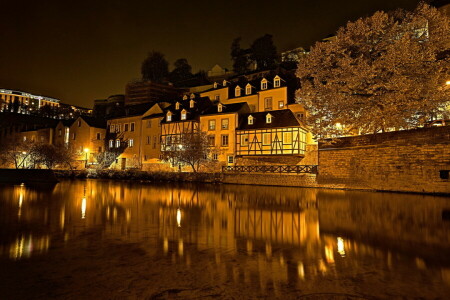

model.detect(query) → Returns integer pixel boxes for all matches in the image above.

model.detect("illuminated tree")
[297,2,450,137]
[141,51,169,83]
[161,130,215,173]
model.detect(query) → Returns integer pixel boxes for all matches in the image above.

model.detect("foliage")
[296,2,450,138]
[0,140,32,168]
[141,51,169,83]
[169,58,193,85]
[95,151,122,169]
[160,130,215,173]
[250,34,278,71]
[231,37,251,74]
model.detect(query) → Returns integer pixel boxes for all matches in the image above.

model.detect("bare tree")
[0,140,33,169]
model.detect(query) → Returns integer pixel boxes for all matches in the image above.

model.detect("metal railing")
[222,165,318,174]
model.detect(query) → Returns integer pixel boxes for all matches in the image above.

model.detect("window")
[175,102,180,110]
[116,139,120,148]
[227,155,234,164]
[213,82,218,88]
[208,135,215,146]
[263,133,271,145]
[221,135,229,147]
[246,84,252,95]
[190,100,195,108]
[116,124,121,133]
[72,133,76,140]
[181,110,187,120]
[283,132,292,144]
[261,79,268,90]
[96,133,101,140]
[147,136,151,144]
[110,124,115,132]
[129,139,134,147]
[221,118,229,130]
[183,95,188,100]
[278,101,284,109]
[23,136,26,142]
[241,134,249,146]
[264,98,272,111]
[274,76,281,87]
[235,86,241,97]
[130,122,135,132]
[124,123,129,131]
[215,95,220,101]
[222,80,227,86]
[147,120,152,128]
[208,119,216,130]
[266,114,272,124]
[109,140,114,148]
[248,115,254,125]
[218,104,223,112]
[167,112,172,122]
[190,93,195,99]
[58,129,62,136]
[213,153,218,160]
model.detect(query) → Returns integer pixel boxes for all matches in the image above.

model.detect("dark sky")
[0,0,420,108]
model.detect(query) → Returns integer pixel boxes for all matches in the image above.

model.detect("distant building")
[0,88,60,114]
[125,81,184,106]
[93,94,125,118]
[207,64,234,81]
[281,47,308,63]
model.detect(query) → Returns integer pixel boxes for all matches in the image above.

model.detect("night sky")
[0,0,420,108]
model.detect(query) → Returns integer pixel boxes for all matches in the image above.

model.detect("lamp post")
[84,148,89,168]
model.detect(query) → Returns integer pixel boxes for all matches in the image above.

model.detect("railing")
[222,165,318,174]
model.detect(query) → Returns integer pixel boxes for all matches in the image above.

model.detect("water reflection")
[0,180,449,298]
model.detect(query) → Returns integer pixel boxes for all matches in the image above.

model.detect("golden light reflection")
[176,208,181,227]
[337,237,346,257]
[325,245,335,263]
[297,262,305,279]
[60,206,65,230]
[9,235,50,260]
[178,239,184,256]
[163,237,168,255]
[81,197,86,219]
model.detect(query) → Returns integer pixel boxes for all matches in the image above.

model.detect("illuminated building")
[69,116,106,166]
[0,88,60,114]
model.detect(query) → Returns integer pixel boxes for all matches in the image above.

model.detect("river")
[0,179,449,299]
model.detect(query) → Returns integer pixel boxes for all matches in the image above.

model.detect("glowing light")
[81,197,86,219]
[446,80,450,85]
[176,208,181,227]
[178,239,184,256]
[163,237,168,255]
[325,245,335,263]
[297,262,305,279]
[337,237,346,257]
[83,148,89,153]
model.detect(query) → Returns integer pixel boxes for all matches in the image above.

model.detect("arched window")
[261,78,268,90]
[266,113,272,123]
[213,82,218,89]
[218,103,223,112]
[175,102,180,110]
[248,115,254,125]
[274,75,281,88]
[190,100,195,108]
[183,95,188,100]
[245,84,252,95]
[181,109,187,120]
[166,111,172,122]
[222,80,227,87]
[235,86,241,97]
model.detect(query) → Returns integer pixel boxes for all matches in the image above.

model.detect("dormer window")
[222,80,227,87]
[218,103,223,112]
[166,111,172,122]
[190,99,195,108]
[213,82,218,89]
[181,109,187,120]
[261,79,268,90]
[274,75,281,88]
[190,93,195,99]
[175,102,180,110]
[266,113,272,124]
[245,84,252,95]
[235,86,241,97]
[248,115,254,125]
[183,95,188,100]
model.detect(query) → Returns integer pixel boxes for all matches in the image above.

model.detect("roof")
[142,113,165,120]
[61,119,76,127]
[161,96,213,124]
[237,109,303,130]
[202,102,249,116]
[81,116,107,128]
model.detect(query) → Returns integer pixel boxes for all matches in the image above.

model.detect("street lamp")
[446,80,450,85]
[84,148,89,168]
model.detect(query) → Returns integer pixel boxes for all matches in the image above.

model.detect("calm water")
[0,180,449,299]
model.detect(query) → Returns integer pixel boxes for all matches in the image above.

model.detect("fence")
[222,165,318,174]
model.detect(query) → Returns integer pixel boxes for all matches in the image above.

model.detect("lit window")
[116,139,120,148]
[261,79,268,90]
[227,155,234,164]
[208,135,215,146]
[129,139,134,147]
[221,118,229,130]
[175,102,180,110]
[116,124,121,133]
[263,133,271,145]
[223,80,227,86]
[208,119,216,130]
[190,100,194,108]
[278,101,284,109]
[72,133,76,140]
[110,124,115,132]
[221,135,229,147]
[235,86,241,97]
[167,112,172,122]
[218,104,223,112]
[23,136,26,142]
[183,95,188,100]
[130,122,135,132]
[213,153,218,160]
[190,93,195,99]
[109,140,114,148]
[274,76,281,87]
[215,95,220,101]
[246,84,252,95]
[181,110,187,120]
[266,113,272,123]
[264,98,272,111]
[213,82,218,89]
[283,132,292,144]
[248,115,254,125]
[241,134,249,146]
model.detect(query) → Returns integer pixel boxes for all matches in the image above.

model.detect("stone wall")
[222,173,318,187]
[318,126,450,194]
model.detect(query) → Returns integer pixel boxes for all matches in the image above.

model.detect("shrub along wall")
[318,126,450,194]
